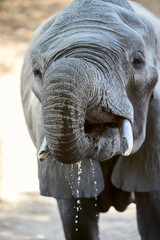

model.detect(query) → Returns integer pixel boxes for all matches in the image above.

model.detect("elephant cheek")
[131,99,150,154]
[32,80,42,102]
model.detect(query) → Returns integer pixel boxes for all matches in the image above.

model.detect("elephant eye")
[33,68,43,80]
[130,52,145,68]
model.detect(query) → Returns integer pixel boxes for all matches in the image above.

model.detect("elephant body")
[21,0,160,239]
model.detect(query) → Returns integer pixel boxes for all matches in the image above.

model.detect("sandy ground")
[0,0,160,239]
[0,193,140,240]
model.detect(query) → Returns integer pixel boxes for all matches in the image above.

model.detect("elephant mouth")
[38,119,133,162]
[84,121,118,133]
[84,118,133,158]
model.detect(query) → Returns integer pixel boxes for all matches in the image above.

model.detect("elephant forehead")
[34,22,142,64]
[33,1,144,62]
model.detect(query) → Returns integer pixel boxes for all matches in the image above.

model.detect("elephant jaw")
[38,119,133,162]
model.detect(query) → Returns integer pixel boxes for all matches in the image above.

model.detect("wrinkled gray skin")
[21,0,160,239]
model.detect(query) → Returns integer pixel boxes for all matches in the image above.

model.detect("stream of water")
[64,159,99,234]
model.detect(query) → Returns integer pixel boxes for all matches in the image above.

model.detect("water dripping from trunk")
[74,161,83,232]
[63,162,82,232]
[90,159,99,198]
[90,158,99,236]
[64,164,74,196]
[70,164,74,196]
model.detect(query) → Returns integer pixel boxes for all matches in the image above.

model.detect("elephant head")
[32,0,157,163]
[22,0,160,196]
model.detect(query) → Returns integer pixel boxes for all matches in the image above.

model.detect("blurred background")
[0,0,72,199]
[0,0,159,239]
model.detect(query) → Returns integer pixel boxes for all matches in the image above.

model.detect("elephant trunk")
[42,59,93,164]
[42,58,134,164]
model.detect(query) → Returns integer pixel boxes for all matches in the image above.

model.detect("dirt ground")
[0,193,140,240]
[0,0,160,239]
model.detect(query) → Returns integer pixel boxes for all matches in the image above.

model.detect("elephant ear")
[111,81,160,192]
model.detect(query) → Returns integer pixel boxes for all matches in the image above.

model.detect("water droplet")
[77,161,82,175]
[76,189,79,198]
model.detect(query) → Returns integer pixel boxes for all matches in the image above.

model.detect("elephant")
[21,0,160,239]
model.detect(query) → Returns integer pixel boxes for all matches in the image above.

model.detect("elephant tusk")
[120,119,133,156]
[38,137,51,161]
